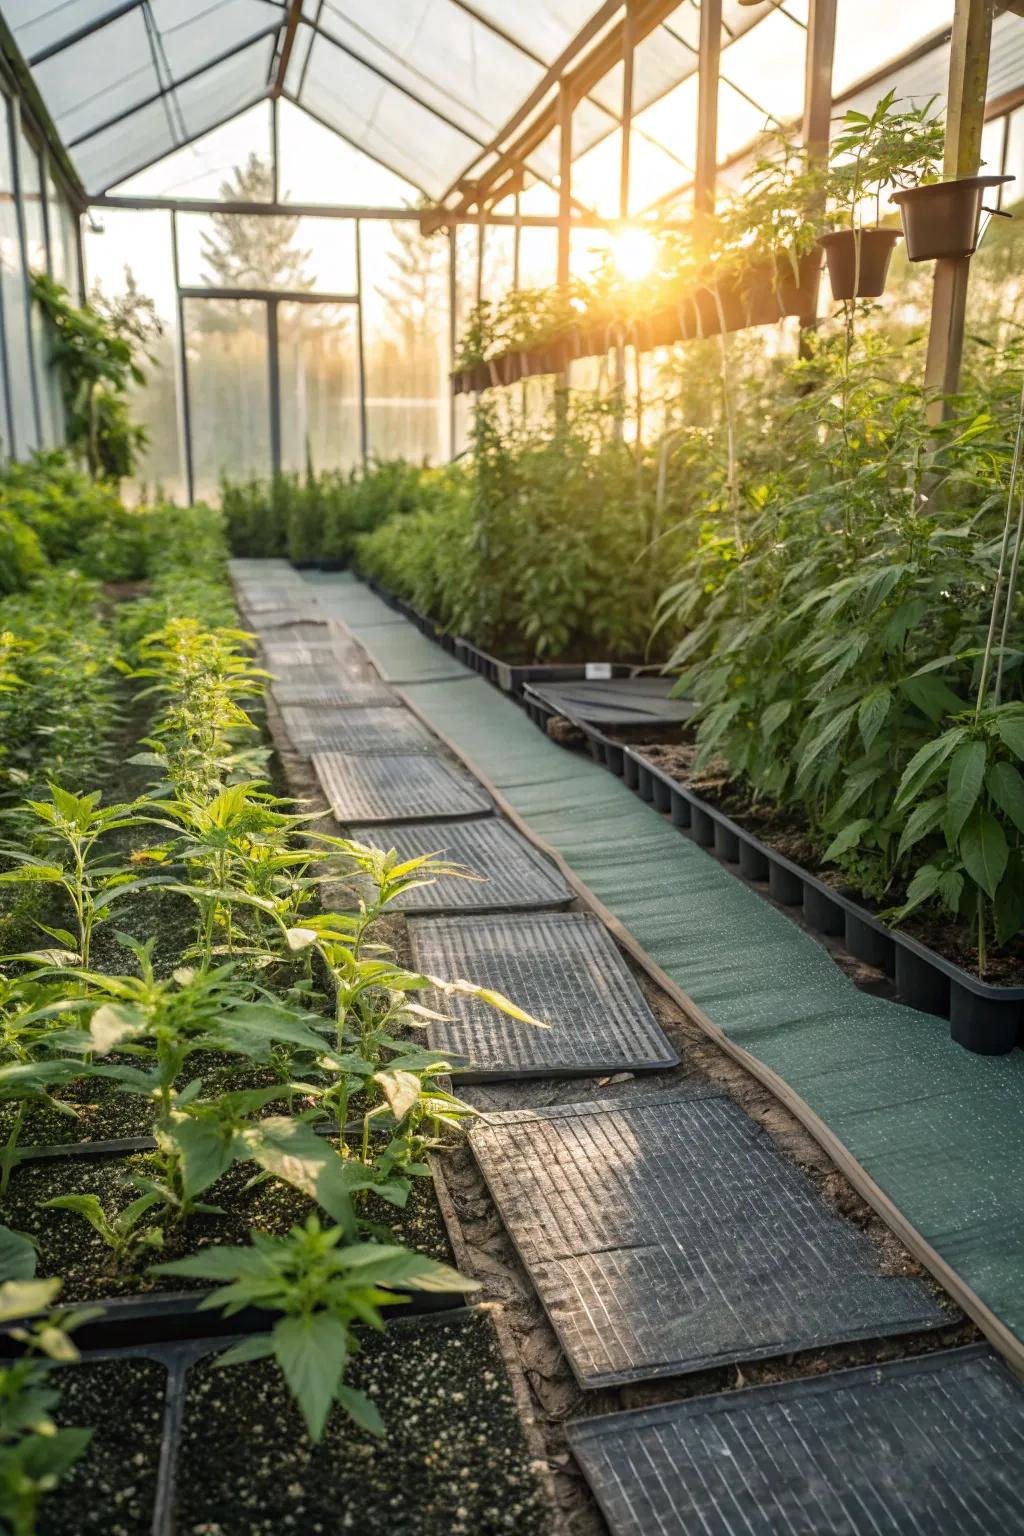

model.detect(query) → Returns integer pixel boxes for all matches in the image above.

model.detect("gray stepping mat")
[239,588,312,612]
[409,913,679,1080]
[342,817,571,913]
[314,750,492,823]
[280,704,436,755]
[270,678,398,708]
[527,676,695,727]
[567,1345,1024,1536]
[254,623,333,648]
[268,659,376,691]
[246,606,323,629]
[470,1095,948,1387]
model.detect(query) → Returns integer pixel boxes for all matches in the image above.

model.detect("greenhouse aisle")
[298,569,1024,1361]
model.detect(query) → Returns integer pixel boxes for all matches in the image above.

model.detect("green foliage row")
[357,400,696,661]
[221,460,429,566]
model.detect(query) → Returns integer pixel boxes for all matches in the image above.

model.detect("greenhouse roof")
[1,0,1000,212]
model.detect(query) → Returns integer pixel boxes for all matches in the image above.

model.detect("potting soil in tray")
[281,703,436,755]
[409,912,678,1080]
[45,1356,166,1536]
[46,1311,549,1536]
[314,750,492,824]
[6,1153,452,1301]
[566,1344,1024,1536]
[470,1095,949,1387]
[342,816,572,913]
[526,676,695,728]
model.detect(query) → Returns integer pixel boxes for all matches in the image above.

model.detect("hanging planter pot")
[818,228,902,299]
[891,174,1013,261]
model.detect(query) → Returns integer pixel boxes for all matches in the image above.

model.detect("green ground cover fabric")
[309,574,1024,1347]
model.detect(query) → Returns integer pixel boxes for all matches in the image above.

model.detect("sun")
[610,226,658,282]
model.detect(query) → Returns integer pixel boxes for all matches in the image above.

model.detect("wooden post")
[557,80,573,293]
[556,80,573,416]
[695,0,722,218]
[615,1,635,438]
[799,0,837,353]
[924,0,995,423]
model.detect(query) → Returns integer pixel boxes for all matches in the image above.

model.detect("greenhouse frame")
[3,3,1024,1534]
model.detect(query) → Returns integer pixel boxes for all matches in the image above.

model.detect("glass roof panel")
[109,100,272,199]
[2,0,122,60]
[459,1,603,64]
[277,98,421,205]
[299,25,482,198]
[74,35,274,193]
[317,0,544,141]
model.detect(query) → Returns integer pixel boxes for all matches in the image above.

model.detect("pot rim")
[890,173,1013,206]
[817,227,902,248]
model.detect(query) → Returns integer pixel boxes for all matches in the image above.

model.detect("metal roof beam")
[272,0,304,97]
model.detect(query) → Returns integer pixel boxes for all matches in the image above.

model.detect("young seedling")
[154,1215,478,1440]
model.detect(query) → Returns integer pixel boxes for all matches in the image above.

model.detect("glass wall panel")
[0,98,36,457]
[183,296,270,501]
[83,208,184,503]
[278,301,360,475]
[359,219,449,464]
[19,126,55,446]
[46,174,78,295]
[177,210,357,293]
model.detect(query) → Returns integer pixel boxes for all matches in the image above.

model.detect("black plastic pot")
[818,228,902,299]
[891,175,1013,261]
[317,556,348,572]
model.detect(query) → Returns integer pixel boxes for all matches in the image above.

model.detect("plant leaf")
[273,1311,349,1442]
[944,740,987,844]
[960,810,1008,899]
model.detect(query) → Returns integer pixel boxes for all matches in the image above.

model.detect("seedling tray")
[409,912,678,1081]
[279,704,436,756]
[1,1144,463,1353]
[522,677,696,729]
[546,712,1024,1056]
[470,1093,948,1388]
[566,1345,1024,1536]
[47,1307,548,1536]
[313,750,493,823]
[343,815,572,913]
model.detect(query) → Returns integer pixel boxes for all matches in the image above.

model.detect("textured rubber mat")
[409,912,679,1081]
[527,677,695,727]
[247,606,322,629]
[314,750,492,823]
[281,704,435,755]
[239,588,311,612]
[471,1095,948,1387]
[254,621,333,646]
[567,1346,1024,1536]
[270,678,398,709]
[267,659,375,692]
[343,817,571,913]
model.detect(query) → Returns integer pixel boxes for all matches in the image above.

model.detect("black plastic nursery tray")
[521,677,695,730]
[454,635,634,698]
[470,1094,949,1388]
[566,1345,1024,1536]
[408,912,679,1081]
[549,712,1024,1057]
[1,1141,463,1353]
[44,1308,550,1536]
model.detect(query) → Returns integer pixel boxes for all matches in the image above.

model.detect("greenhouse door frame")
[175,277,365,505]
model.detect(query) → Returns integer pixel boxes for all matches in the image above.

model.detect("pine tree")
[201,154,313,290]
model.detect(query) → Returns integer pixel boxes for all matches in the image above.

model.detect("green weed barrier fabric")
[307,575,1024,1349]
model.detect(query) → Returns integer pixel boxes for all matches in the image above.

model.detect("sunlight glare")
[611,227,658,282]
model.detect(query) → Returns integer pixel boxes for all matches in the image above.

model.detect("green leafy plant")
[155,1215,478,1440]
[31,274,159,483]
[0,1226,95,1536]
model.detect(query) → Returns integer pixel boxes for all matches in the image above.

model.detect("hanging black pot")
[817,228,902,299]
[891,174,1013,261]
